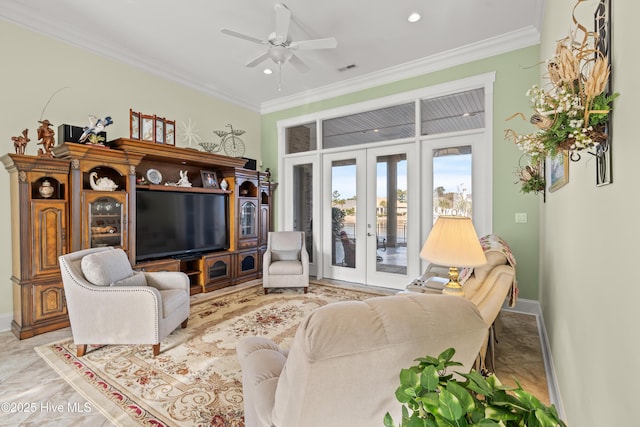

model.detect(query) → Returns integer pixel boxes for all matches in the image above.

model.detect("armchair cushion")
[268,260,303,275]
[111,271,148,287]
[81,248,134,286]
[271,249,299,261]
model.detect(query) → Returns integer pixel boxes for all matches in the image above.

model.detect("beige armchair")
[262,231,309,294]
[58,247,190,357]
[237,293,488,427]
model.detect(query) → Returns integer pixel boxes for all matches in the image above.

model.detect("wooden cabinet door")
[33,282,67,322]
[202,253,232,285]
[31,200,67,278]
[82,192,128,250]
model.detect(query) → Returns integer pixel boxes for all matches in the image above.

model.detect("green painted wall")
[262,46,542,299]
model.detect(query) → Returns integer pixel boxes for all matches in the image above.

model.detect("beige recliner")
[262,231,309,294]
[237,293,488,427]
[58,247,190,357]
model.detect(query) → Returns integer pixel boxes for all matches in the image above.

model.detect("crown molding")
[260,26,540,114]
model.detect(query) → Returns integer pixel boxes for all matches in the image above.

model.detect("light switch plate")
[515,213,528,223]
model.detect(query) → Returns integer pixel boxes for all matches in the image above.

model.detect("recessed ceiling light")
[263,68,273,75]
[407,12,421,23]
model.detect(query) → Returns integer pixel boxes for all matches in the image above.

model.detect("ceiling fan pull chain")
[278,62,283,92]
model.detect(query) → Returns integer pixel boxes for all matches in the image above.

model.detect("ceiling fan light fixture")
[269,45,293,64]
[408,12,422,23]
[263,68,273,75]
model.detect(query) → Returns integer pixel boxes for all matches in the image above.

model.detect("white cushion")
[111,271,147,287]
[81,249,133,286]
[269,260,303,275]
[271,249,299,261]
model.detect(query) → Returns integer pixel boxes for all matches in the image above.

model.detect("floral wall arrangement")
[506,0,617,194]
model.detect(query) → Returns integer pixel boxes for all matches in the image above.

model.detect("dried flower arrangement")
[506,0,618,194]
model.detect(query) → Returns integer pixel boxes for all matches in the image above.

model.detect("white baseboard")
[502,298,565,420]
[0,312,13,333]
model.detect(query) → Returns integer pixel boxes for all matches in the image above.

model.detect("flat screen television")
[135,190,229,262]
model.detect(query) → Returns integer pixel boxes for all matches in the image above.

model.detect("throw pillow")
[81,248,134,286]
[111,271,148,287]
[271,249,299,261]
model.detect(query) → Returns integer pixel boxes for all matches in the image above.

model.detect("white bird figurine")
[79,115,113,143]
[89,172,118,191]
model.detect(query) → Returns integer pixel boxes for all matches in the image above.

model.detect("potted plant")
[384,348,567,427]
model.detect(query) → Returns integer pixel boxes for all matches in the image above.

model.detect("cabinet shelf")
[137,184,232,194]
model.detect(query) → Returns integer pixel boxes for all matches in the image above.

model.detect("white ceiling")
[1,0,544,112]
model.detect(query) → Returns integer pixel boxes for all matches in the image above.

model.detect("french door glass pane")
[331,159,356,268]
[292,163,313,262]
[432,146,472,222]
[375,154,407,275]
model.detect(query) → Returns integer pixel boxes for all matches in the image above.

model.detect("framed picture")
[141,114,155,142]
[155,117,165,144]
[129,109,140,140]
[548,152,569,192]
[165,120,175,145]
[201,170,219,189]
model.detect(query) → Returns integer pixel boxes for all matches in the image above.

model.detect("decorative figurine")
[89,172,118,191]
[39,180,54,198]
[11,129,30,154]
[220,178,229,190]
[79,115,113,143]
[36,119,55,157]
[177,170,192,187]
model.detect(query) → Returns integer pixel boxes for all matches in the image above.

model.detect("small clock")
[146,169,162,185]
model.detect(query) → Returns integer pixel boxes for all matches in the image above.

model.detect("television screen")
[135,190,229,261]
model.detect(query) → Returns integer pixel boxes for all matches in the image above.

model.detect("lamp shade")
[420,216,486,267]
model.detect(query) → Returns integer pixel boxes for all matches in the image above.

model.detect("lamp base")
[442,266,465,297]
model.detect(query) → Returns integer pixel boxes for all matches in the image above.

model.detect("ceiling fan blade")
[245,52,271,67]
[221,28,266,45]
[274,2,291,43]
[289,53,310,73]
[289,37,338,50]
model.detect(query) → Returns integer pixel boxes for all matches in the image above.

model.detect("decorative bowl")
[199,142,219,153]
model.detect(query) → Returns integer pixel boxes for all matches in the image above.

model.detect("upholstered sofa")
[237,293,488,427]
[406,235,516,370]
[59,247,190,357]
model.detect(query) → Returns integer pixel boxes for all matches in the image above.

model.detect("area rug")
[35,282,385,426]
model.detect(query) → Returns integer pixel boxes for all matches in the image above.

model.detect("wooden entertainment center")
[2,139,276,339]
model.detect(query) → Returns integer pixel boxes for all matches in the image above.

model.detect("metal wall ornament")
[593,0,612,186]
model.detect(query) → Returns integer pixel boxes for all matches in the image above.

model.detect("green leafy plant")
[384,348,567,427]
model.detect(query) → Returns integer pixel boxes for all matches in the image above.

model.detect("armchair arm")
[144,271,190,292]
[63,283,165,344]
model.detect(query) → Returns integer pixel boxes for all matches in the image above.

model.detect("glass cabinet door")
[240,200,257,237]
[85,194,127,249]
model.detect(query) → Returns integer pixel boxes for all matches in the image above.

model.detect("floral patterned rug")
[35,282,385,426]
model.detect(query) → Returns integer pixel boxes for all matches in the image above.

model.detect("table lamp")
[420,216,486,296]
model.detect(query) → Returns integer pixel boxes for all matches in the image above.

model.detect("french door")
[322,143,418,289]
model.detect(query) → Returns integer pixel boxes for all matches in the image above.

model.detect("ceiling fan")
[221,2,337,73]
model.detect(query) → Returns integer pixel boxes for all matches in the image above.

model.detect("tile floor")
[0,282,550,426]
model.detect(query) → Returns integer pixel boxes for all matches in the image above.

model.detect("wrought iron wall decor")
[594,0,612,186]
